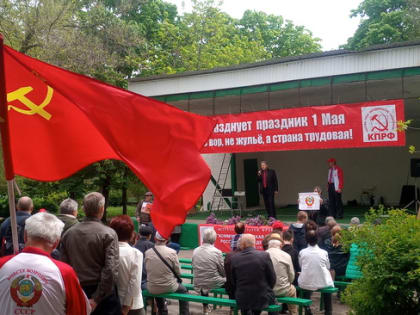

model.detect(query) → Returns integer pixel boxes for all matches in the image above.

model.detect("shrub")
[341,208,420,315]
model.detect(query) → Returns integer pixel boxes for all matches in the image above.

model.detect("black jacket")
[257,168,278,193]
[282,244,300,274]
[231,247,276,310]
[289,223,307,252]
[0,211,31,256]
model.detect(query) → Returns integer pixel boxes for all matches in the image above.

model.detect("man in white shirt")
[266,237,297,315]
[298,230,334,315]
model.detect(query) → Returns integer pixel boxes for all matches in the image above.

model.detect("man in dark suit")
[231,234,277,315]
[257,161,278,218]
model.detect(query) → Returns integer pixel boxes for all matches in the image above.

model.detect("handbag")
[152,247,183,284]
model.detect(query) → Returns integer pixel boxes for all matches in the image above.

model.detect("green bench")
[210,287,312,315]
[142,290,282,315]
[179,258,192,264]
[296,286,338,312]
[180,264,193,270]
[334,280,351,289]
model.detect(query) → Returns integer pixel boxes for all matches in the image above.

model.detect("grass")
[106,205,136,218]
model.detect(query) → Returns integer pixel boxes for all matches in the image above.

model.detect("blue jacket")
[0,211,31,256]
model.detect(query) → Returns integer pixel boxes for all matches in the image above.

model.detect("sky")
[166,0,363,51]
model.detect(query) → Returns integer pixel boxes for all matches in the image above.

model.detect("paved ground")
[153,250,350,315]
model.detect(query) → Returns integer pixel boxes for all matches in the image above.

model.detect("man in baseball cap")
[144,231,189,315]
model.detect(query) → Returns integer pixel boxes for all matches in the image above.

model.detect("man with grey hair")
[231,234,277,315]
[61,192,120,315]
[0,196,33,256]
[350,217,360,226]
[192,228,225,315]
[57,198,79,234]
[267,239,297,315]
[0,212,91,314]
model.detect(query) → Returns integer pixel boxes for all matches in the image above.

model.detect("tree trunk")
[101,176,111,224]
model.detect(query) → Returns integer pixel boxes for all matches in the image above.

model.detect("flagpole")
[0,34,19,253]
[6,181,18,253]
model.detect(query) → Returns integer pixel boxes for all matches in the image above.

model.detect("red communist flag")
[0,42,214,238]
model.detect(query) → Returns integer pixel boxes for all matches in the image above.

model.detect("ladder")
[210,154,232,211]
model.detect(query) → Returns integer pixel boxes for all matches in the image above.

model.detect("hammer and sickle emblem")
[7,86,53,120]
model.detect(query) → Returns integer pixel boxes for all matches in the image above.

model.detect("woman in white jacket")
[110,215,144,315]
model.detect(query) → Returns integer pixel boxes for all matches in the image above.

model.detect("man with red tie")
[327,158,344,219]
[258,161,279,219]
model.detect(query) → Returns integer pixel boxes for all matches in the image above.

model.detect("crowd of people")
[0,192,361,315]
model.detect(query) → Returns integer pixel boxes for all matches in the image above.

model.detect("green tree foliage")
[0,0,143,87]
[137,0,321,75]
[0,0,322,214]
[238,10,321,58]
[341,209,420,315]
[345,0,420,49]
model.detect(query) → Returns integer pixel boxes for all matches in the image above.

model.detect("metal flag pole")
[0,35,19,253]
[7,180,18,253]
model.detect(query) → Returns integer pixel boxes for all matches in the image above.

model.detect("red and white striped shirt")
[0,247,91,315]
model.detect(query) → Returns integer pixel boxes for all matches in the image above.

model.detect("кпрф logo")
[361,105,397,142]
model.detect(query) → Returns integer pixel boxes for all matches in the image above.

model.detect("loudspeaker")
[411,159,420,177]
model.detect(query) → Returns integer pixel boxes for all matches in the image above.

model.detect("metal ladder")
[210,154,232,211]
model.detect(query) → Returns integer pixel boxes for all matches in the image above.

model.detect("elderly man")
[231,234,277,315]
[193,229,225,315]
[145,231,189,315]
[0,212,90,314]
[61,192,120,315]
[57,198,79,234]
[0,196,33,256]
[267,238,297,315]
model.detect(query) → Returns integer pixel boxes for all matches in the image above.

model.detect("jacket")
[281,244,300,274]
[0,211,31,256]
[192,243,226,290]
[328,165,344,191]
[289,223,307,252]
[145,245,180,294]
[325,241,349,276]
[60,217,119,304]
[117,242,143,310]
[56,214,78,234]
[224,251,237,299]
[298,245,334,291]
[231,247,276,310]
[257,168,278,193]
[317,226,331,250]
[135,200,151,224]
[267,247,295,296]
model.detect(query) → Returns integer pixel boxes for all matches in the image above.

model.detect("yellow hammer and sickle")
[7,86,53,120]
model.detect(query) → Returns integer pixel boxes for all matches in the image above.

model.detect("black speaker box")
[411,159,420,177]
[400,185,419,207]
